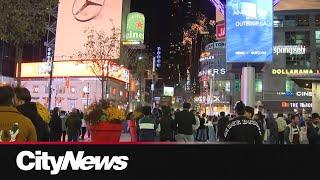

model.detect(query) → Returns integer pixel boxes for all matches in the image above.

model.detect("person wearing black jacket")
[307,113,320,144]
[174,102,196,142]
[217,112,229,142]
[159,106,175,141]
[14,87,50,141]
[225,101,262,144]
[49,107,62,141]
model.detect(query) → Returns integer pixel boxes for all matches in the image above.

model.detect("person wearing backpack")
[276,113,287,144]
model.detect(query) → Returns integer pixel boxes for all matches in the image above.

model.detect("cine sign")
[277,91,312,97]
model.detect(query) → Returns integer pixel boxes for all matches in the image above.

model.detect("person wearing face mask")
[14,87,49,141]
[307,113,320,144]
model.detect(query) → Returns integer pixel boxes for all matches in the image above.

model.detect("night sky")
[130,0,216,54]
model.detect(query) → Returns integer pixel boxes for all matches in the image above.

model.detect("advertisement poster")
[226,0,273,62]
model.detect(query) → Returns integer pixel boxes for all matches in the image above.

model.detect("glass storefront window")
[316,15,320,26]
[316,31,320,48]
[286,53,311,68]
[285,31,310,46]
[234,74,241,92]
[284,15,309,27]
[286,79,293,92]
[255,74,262,93]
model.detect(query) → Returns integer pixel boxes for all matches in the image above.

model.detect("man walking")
[65,108,82,142]
[174,102,196,142]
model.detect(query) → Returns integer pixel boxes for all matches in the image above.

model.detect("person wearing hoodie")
[14,87,49,141]
[65,108,82,142]
[276,113,287,144]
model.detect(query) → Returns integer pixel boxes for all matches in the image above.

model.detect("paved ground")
[120,133,132,142]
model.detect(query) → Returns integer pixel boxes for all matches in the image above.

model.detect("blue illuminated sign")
[226,0,273,63]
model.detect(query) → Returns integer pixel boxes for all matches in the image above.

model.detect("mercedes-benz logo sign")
[72,0,105,22]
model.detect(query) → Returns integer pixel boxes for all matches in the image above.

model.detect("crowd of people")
[1,85,320,144]
[0,85,89,142]
[131,101,320,144]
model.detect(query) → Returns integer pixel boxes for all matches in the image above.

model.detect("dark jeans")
[81,127,87,140]
[62,131,66,142]
[278,131,285,144]
[68,132,79,142]
[50,132,61,142]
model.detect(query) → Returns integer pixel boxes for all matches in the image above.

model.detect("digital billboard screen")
[226,0,273,63]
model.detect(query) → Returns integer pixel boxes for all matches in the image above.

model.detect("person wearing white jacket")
[284,114,303,144]
[205,117,216,142]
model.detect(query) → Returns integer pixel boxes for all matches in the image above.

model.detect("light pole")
[151,57,156,106]
[83,82,90,109]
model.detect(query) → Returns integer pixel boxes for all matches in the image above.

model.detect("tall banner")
[226,0,273,63]
[126,12,145,43]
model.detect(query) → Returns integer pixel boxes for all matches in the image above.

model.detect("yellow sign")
[272,69,320,75]
[20,61,130,83]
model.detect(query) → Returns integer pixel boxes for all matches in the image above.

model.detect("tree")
[0,0,57,86]
[75,22,121,100]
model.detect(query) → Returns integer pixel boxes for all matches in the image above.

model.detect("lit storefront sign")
[125,12,145,44]
[20,61,130,83]
[216,23,225,40]
[194,96,222,104]
[281,101,312,108]
[272,69,320,75]
[277,91,312,97]
[199,69,226,77]
[199,47,227,78]
[205,41,225,50]
[273,45,306,55]
[163,87,174,97]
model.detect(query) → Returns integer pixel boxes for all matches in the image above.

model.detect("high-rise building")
[167,0,215,94]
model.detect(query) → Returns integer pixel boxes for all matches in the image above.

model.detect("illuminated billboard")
[216,0,320,22]
[54,0,123,61]
[226,0,273,63]
[126,12,145,43]
[20,61,129,83]
[163,87,174,97]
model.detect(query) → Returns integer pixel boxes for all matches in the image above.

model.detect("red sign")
[216,23,225,40]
